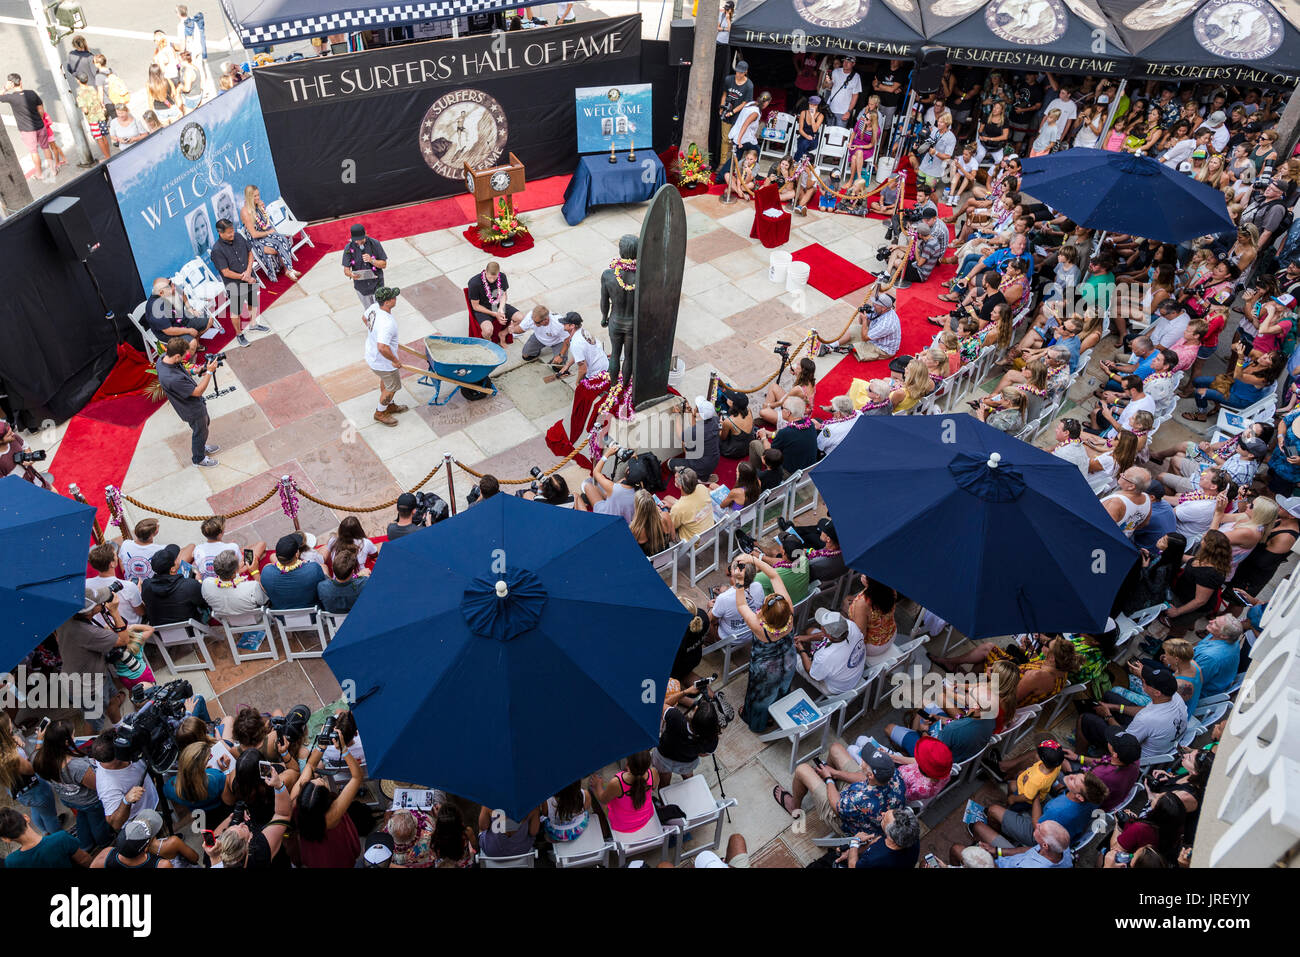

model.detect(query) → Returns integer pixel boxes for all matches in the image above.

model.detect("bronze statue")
[600,234,638,383]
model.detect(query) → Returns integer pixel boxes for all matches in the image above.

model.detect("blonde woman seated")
[983,357,1050,414]
[1083,428,1140,495]
[629,489,674,557]
[760,357,817,428]
[976,385,1028,433]
[726,148,760,201]
[890,359,935,413]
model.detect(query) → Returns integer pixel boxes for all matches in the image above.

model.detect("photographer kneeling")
[521,470,573,506]
[652,678,721,789]
[0,420,51,487]
[880,220,946,290]
[291,724,365,868]
[209,763,293,869]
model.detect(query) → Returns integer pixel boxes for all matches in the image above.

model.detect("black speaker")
[912,45,946,95]
[669,19,694,66]
[42,195,99,262]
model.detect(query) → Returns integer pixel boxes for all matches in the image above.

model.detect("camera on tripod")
[410,491,449,526]
[774,340,792,360]
[113,678,193,773]
[12,449,46,465]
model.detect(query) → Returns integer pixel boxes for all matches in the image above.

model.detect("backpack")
[106,73,131,106]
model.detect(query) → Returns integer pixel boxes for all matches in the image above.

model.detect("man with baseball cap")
[1062,727,1142,812]
[717,59,754,169]
[794,607,866,695]
[364,285,408,427]
[779,740,905,841]
[555,312,608,383]
[342,222,387,314]
[1076,662,1187,762]
[837,285,900,360]
[826,55,862,128]
[260,533,326,610]
[141,543,208,626]
[388,492,421,541]
[52,585,134,729]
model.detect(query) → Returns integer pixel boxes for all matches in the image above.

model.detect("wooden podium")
[465,153,525,230]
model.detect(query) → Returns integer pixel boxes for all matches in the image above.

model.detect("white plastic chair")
[817,659,888,737]
[150,619,215,673]
[814,125,851,177]
[758,111,796,164]
[989,704,1041,761]
[551,822,616,868]
[650,540,681,592]
[786,466,820,521]
[656,775,737,865]
[320,610,348,642]
[757,698,846,775]
[1214,391,1277,437]
[268,607,330,659]
[870,636,931,710]
[215,609,278,664]
[701,631,751,687]
[610,814,680,867]
[476,848,537,868]
[1139,747,1178,771]
[265,198,314,254]
[173,256,228,319]
[127,301,162,361]
[1114,604,1164,665]
[1037,681,1087,734]
[684,521,724,586]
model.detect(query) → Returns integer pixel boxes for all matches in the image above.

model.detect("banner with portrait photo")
[254,16,643,221]
[575,83,653,154]
[106,80,284,290]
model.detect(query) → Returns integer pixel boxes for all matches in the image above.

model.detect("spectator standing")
[717,60,754,170]
[211,219,268,347]
[1,75,57,181]
[155,337,220,468]
[826,56,862,128]
[363,286,408,428]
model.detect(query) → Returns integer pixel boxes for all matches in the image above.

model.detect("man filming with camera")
[156,336,222,468]
[880,220,946,289]
[0,420,50,487]
[89,728,160,830]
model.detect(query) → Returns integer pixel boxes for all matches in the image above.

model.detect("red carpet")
[76,393,163,428]
[813,263,957,410]
[791,243,875,301]
[54,416,143,527]
[90,343,155,402]
[461,226,536,257]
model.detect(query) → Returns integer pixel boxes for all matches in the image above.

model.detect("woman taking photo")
[0,713,60,836]
[240,184,300,282]
[974,100,1009,166]
[291,735,365,868]
[760,357,816,428]
[1072,102,1105,149]
[1159,530,1232,639]
[32,721,111,853]
[734,553,796,732]
[164,741,230,822]
[629,489,673,556]
[652,688,720,788]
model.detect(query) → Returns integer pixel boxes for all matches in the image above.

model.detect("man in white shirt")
[90,730,160,829]
[509,304,570,366]
[817,396,859,455]
[826,56,862,127]
[1141,348,1180,413]
[364,286,407,427]
[794,608,866,695]
[192,516,266,580]
[1204,111,1230,153]
[1050,418,1091,479]
[838,288,901,361]
[1042,80,1077,131]
[918,113,955,186]
[1172,467,1228,543]
[1159,127,1212,169]
[558,314,608,381]
[201,549,269,620]
[728,91,771,158]
[1145,299,1190,350]
[86,543,144,625]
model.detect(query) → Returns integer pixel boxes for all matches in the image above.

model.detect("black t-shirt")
[854,838,920,869]
[386,522,418,541]
[1010,80,1045,125]
[951,69,982,110]
[142,572,207,626]
[1173,564,1225,610]
[658,705,719,763]
[978,291,1007,324]
[874,66,907,108]
[154,357,205,419]
[758,467,785,491]
[721,75,754,120]
[342,238,386,295]
[771,423,820,473]
[467,270,509,312]
[0,90,43,132]
[211,235,253,283]
[144,295,201,338]
[672,613,708,680]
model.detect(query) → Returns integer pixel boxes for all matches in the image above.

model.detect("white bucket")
[769,250,792,284]
[876,154,896,184]
[785,260,811,293]
[667,355,686,388]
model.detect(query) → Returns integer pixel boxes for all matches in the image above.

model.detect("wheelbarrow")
[415,335,508,406]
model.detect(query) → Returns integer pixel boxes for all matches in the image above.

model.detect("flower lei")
[216,576,247,589]
[480,269,504,307]
[1055,438,1085,452]
[104,485,126,532]
[277,475,299,523]
[610,258,637,292]
[1019,383,1047,397]
[587,376,626,458]
[1146,370,1175,382]
[1177,489,1215,505]
[784,416,816,430]
[582,369,611,390]
[273,558,303,574]
[807,546,840,559]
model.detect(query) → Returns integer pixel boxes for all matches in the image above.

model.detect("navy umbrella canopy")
[0,476,97,671]
[1017,147,1236,243]
[813,415,1137,639]
[322,494,690,819]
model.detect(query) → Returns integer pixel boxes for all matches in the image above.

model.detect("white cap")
[363,843,393,865]
[695,397,716,420]
[813,607,849,637]
[1276,495,1300,517]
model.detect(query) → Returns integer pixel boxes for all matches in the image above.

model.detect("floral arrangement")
[485,199,529,242]
[677,144,712,188]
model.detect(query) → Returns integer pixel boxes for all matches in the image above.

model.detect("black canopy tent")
[1098,0,1300,87]
[731,0,926,58]
[218,0,519,46]
[921,0,1132,76]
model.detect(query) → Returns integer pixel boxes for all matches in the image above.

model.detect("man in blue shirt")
[0,808,90,867]
[993,820,1073,868]
[1195,614,1245,696]
[260,534,326,610]
[1133,498,1178,552]
[1100,336,1155,391]
[977,770,1107,847]
[317,548,367,614]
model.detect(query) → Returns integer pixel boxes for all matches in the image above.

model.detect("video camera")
[11,449,46,465]
[112,678,193,773]
[409,490,449,527]
[316,714,339,751]
[774,340,792,360]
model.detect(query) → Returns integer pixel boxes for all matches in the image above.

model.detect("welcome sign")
[107,80,283,290]
[575,83,653,154]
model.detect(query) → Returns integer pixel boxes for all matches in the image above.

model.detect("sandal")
[937,293,959,303]
[1181,411,1208,422]
[772,785,798,816]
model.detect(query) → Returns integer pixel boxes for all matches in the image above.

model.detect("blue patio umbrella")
[0,475,98,670]
[813,415,1137,640]
[322,494,690,819]
[1016,148,1235,244]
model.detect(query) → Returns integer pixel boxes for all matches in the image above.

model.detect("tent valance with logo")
[218,0,517,46]
[731,0,926,59]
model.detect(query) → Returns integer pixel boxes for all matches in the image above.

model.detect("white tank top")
[1103,492,1151,539]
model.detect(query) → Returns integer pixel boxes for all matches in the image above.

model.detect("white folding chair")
[757,698,847,775]
[127,301,162,361]
[476,848,537,868]
[611,814,680,867]
[1139,747,1178,771]
[215,609,278,664]
[150,619,215,673]
[786,466,820,521]
[1215,392,1278,437]
[656,775,738,865]
[701,632,751,687]
[988,704,1041,761]
[173,256,228,319]
[320,610,348,642]
[268,607,330,659]
[551,823,616,868]
[814,125,851,177]
[790,584,821,636]
[817,660,887,737]
[1037,682,1087,734]
[870,636,930,710]
[265,199,314,254]
[650,540,681,592]
[758,111,796,163]
[684,522,723,586]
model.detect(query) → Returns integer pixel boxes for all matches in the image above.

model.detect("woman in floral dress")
[239,183,299,282]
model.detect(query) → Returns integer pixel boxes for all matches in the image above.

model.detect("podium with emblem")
[465,153,526,231]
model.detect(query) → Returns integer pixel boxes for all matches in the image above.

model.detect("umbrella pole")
[1102,80,1125,141]
[444,453,458,516]
[711,750,731,824]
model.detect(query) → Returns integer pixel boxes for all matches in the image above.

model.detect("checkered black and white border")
[230,1,513,45]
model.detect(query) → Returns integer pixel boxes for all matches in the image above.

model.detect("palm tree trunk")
[679,0,721,161]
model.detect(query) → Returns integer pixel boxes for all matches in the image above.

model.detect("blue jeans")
[190,694,212,724]
[1281,215,1300,265]
[14,777,61,835]
[70,801,112,853]
[1193,375,1267,412]
[957,252,982,279]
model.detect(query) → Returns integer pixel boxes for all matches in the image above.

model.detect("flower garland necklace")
[785,416,816,430]
[216,576,247,588]
[807,545,840,559]
[274,558,303,574]
[1177,489,1215,505]
[610,258,637,292]
[1019,383,1047,397]
[1056,437,1085,451]
[480,269,504,307]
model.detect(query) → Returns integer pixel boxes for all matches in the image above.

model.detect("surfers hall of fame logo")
[1193,0,1284,59]
[178,122,207,161]
[985,0,1069,45]
[794,0,872,29]
[419,89,509,180]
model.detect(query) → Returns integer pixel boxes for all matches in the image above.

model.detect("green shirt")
[1081,272,1116,315]
[756,555,810,605]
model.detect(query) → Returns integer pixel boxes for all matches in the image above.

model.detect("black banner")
[941,46,1127,77]
[255,16,643,221]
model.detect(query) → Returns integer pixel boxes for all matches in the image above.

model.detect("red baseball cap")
[915,736,953,780]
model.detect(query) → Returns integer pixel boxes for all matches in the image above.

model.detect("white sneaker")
[196,456,218,468]
[204,444,221,454]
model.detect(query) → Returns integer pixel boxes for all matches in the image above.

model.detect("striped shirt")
[866,309,902,355]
